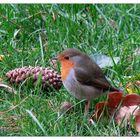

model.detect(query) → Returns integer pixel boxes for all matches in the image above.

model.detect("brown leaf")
[122,94,140,107]
[91,91,140,132]
[93,101,108,120]
[108,91,123,115]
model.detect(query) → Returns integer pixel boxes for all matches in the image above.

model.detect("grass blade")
[26,109,46,135]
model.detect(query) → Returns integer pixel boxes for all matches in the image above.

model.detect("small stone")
[60,101,73,113]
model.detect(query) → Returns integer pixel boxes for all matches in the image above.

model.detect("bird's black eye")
[64,56,69,60]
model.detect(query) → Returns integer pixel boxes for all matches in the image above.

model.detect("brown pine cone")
[6,66,62,91]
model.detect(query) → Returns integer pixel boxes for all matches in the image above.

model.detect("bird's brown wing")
[74,67,118,91]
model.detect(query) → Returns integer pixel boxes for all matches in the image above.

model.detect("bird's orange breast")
[61,60,75,81]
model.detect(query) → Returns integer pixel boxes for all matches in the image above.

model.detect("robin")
[58,48,119,114]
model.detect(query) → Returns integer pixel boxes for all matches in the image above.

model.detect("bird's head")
[58,48,82,80]
[58,48,82,63]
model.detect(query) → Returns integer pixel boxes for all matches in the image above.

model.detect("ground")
[0,4,140,136]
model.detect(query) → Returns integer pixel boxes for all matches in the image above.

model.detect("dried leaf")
[122,94,140,107]
[108,91,123,115]
[127,88,133,94]
[0,55,4,61]
[91,91,140,132]
[115,105,139,125]
[94,101,108,120]
[126,81,140,94]
[90,54,120,68]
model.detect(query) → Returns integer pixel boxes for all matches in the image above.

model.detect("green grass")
[0,4,140,136]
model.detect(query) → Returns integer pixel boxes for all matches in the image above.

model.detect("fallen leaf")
[127,88,133,94]
[126,81,140,94]
[108,91,123,115]
[91,92,140,132]
[0,55,4,61]
[115,105,139,125]
[90,54,120,68]
[94,101,108,120]
[122,94,140,107]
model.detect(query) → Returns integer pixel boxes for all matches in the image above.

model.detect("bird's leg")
[84,100,90,115]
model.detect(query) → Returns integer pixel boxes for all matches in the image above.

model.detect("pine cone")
[6,66,62,91]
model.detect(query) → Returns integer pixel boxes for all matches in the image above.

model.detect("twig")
[0,127,20,132]
[0,116,18,120]
[0,96,28,114]
[21,12,48,21]
[0,83,17,94]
